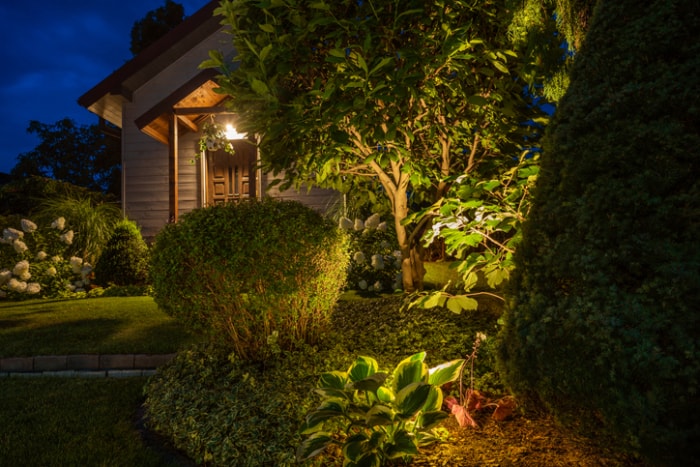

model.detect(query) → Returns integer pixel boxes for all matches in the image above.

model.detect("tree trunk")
[393,190,425,293]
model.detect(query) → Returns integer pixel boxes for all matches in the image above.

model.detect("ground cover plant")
[0,296,195,357]
[144,294,643,466]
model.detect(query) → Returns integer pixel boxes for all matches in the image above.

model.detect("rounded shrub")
[149,198,348,361]
[498,1,699,464]
[93,219,150,287]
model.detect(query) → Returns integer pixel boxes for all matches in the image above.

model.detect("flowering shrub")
[0,217,92,299]
[339,213,402,292]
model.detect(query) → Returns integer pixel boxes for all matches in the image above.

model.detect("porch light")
[225,123,247,140]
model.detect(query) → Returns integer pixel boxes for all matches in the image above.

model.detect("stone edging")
[0,353,176,378]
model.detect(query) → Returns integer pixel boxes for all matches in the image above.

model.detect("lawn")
[0,296,196,357]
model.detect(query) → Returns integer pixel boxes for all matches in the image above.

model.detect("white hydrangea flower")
[392,250,403,262]
[12,260,29,276]
[353,251,366,264]
[358,279,368,290]
[26,283,41,294]
[17,271,31,281]
[373,281,383,291]
[13,240,28,254]
[45,266,57,277]
[0,269,12,285]
[371,254,385,270]
[51,217,66,230]
[35,251,48,261]
[3,227,23,242]
[52,255,62,263]
[377,222,387,231]
[365,213,381,229]
[20,219,38,233]
[338,217,354,230]
[353,218,365,231]
[60,230,74,245]
[8,278,27,293]
[70,257,83,274]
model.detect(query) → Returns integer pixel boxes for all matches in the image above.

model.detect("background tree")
[11,118,120,196]
[130,0,185,55]
[498,0,700,463]
[207,0,541,292]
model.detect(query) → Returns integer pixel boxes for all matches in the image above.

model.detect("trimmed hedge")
[149,198,348,361]
[93,219,150,286]
[498,1,700,464]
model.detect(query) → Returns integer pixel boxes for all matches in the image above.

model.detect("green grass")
[0,377,174,466]
[0,296,197,357]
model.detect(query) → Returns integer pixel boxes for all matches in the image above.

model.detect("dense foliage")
[93,219,150,287]
[129,0,185,55]
[206,0,540,291]
[499,0,700,464]
[149,199,348,360]
[10,119,121,196]
[145,296,499,466]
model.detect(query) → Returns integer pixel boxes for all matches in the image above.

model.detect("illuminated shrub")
[93,219,150,286]
[150,198,348,361]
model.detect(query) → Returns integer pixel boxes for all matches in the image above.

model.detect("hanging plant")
[196,119,235,158]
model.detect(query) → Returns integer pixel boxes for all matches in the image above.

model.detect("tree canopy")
[206,0,542,291]
[130,0,185,55]
[11,118,121,196]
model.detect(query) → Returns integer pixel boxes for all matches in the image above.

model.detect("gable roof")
[78,0,223,134]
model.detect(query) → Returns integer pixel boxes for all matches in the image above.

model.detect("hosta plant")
[297,352,464,466]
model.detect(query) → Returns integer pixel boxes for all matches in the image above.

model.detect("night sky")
[0,0,211,174]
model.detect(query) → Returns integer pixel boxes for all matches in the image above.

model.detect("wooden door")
[207,141,256,205]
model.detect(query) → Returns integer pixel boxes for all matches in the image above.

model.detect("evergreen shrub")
[498,1,699,464]
[149,198,348,361]
[94,219,150,286]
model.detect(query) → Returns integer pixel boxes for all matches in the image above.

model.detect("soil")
[411,411,646,467]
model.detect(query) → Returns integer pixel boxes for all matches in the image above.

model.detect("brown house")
[79,1,337,239]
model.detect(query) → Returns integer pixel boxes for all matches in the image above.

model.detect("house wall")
[122,29,232,240]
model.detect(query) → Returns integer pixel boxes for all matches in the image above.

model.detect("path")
[0,353,176,377]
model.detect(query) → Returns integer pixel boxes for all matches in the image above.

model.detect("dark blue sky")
[0,0,210,174]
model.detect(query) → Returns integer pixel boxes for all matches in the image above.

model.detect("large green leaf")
[296,432,332,461]
[392,353,428,394]
[348,356,378,382]
[352,372,388,394]
[395,382,432,419]
[303,400,346,430]
[428,359,465,386]
[421,385,444,412]
[417,410,449,430]
[384,429,419,459]
[318,371,347,389]
[365,403,394,426]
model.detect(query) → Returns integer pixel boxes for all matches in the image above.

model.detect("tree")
[206,0,540,292]
[130,0,185,55]
[11,118,121,196]
[498,0,700,463]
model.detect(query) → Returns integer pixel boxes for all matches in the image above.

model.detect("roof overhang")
[135,69,230,144]
[77,0,222,130]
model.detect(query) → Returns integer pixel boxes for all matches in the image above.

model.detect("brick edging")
[0,353,176,373]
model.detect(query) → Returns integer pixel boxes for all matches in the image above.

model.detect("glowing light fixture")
[225,123,247,140]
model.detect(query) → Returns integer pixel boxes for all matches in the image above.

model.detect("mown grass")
[0,377,174,466]
[0,296,197,357]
